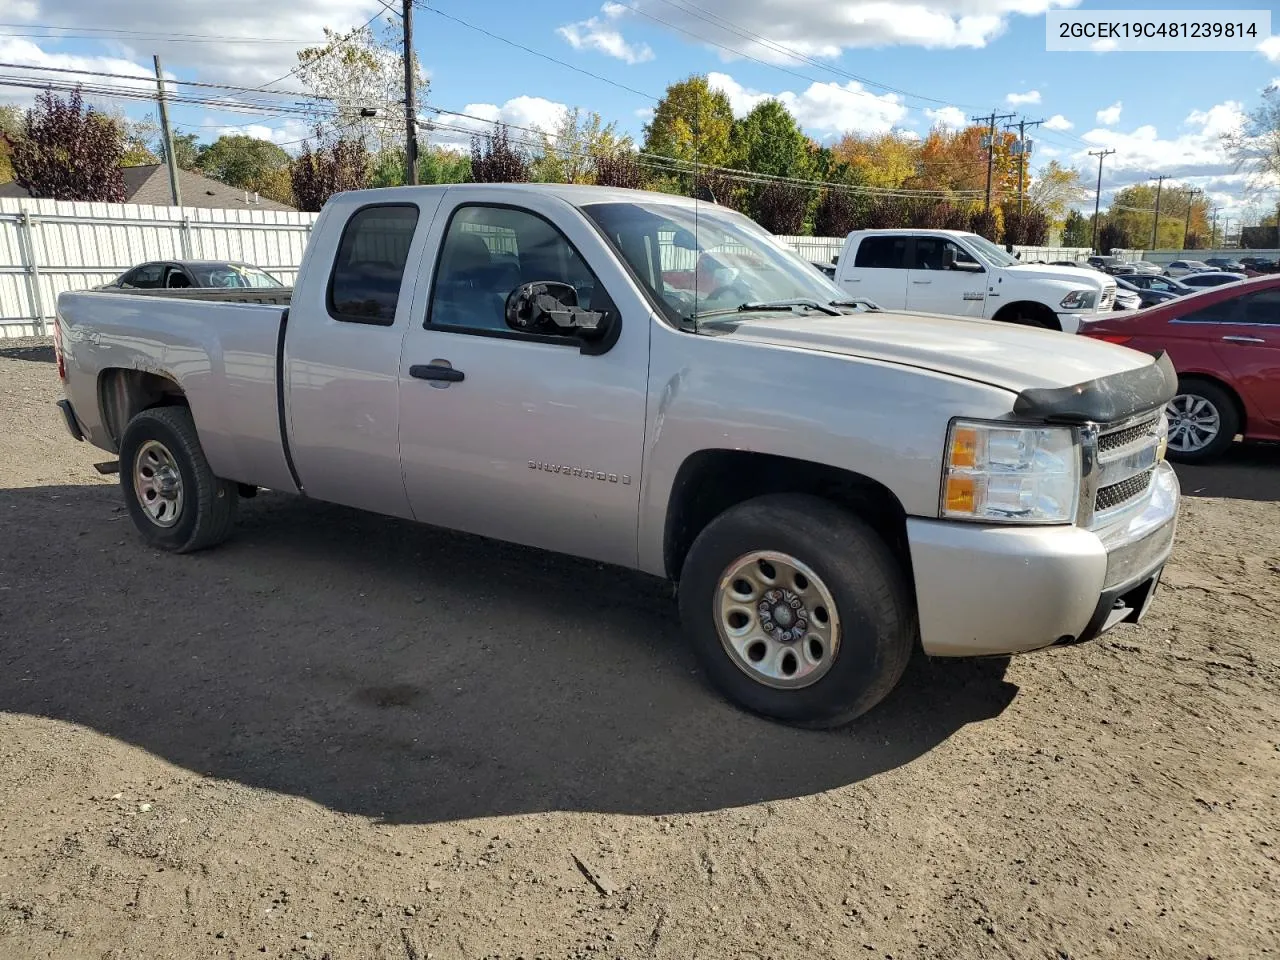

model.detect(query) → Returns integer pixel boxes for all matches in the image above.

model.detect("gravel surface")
[1,336,1278,959]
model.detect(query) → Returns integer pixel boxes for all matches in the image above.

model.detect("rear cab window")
[854,236,909,269]
[328,205,421,325]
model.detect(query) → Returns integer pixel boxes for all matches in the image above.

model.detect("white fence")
[0,198,317,338]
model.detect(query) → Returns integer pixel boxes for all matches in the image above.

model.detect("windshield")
[191,264,284,288]
[963,233,1019,268]
[581,201,849,321]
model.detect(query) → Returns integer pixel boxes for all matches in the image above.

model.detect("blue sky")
[3,0,1278,222]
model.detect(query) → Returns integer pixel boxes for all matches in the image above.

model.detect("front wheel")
[678,494,915,728]
[119,406,238,552]
[1165,379,1239,464]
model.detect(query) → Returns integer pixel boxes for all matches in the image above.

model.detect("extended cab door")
[905,236,987,317]
[395,189,650,568]
[839,235,909,308]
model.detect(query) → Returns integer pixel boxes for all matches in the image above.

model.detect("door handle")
[409,362,465,382]
[1221,335,1265,344]
[911,280,932,285]
[844,278,860,283]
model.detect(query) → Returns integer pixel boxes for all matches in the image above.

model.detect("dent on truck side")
[634,321,1020,578]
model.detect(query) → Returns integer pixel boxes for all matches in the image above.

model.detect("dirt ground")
[1,337,1277,960]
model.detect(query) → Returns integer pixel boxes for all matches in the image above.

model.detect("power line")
[972,110,1015,211]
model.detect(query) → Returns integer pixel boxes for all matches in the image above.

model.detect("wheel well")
[1177,373,1248,433]
[992,300,1060,331]
[98,368,188,448]
[663,450,912,583]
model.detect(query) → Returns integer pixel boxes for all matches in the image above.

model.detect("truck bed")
[56,290,298,494]
[94,287,294,306]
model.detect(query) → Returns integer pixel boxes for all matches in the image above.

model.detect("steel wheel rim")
[1165,393,1221,453]
[714,550,841,690]
[133,439,184,528]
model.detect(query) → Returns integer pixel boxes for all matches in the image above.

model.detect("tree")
[164,131,202,171]
[1097,220,1131,255]
[1109,184,1209,250]
[419,146,471,185]
[731,100,812,180]
[248,166,294,206]
[295,22,428,155]
[290,135,369,212]
[832,132,917,189]
[641,75,735,167]
[1223,86,1280,187]
[197,135,290,190]
[969,207,1000,242]
[593,150,643,189]
[1062,208,1090,247]
[1028,161,1087,231]
[814,187,865,237]
[470,124,529,183]
[5,88,126,202]
[0,104,20,183]
[531,108,633,184]
[752,181,809,234]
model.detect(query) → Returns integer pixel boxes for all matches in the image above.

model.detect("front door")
[905,236,987,317]
[396,190,651,568]
[1212,286,1280,431]
[843,234,909,308]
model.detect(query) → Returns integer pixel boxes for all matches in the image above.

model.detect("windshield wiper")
[829,298,880,311]
[695,298,843,321]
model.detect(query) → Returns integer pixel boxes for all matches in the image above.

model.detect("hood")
[709,309,1153,393]
[1004,262,1112,288]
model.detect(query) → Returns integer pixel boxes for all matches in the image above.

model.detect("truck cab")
[835,229,1116,332]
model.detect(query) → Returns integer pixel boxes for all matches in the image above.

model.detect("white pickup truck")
[54,184,1178,727]
[834,228,1117,332]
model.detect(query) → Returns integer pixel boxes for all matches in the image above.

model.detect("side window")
[913,238,979,271]
[124,264,164,289]
[1177,298,1239,324]
[854,236,909,270]
[328,204,420,325]
[164,267,192,289]
[1239,288,1280,325]
[428,205,600,335]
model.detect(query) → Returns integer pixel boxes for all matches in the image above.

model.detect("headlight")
[1060,289,1097,310]
[941,419,1080,523]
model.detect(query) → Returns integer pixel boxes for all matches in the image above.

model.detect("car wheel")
[1164,379,1239,464]
[678,493,915,728]
[119,406,238,552]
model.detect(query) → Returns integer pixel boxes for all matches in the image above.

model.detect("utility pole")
[1088,148,1115,252]
[402,0,418,185]
[1210,206,1220,248]
[1004,118,1044,217]
[153,55,181,207]
[1183,187,1202,249]
[1150,174,1169,250]
[1223,217,1231,247]
[972,109,1016,212]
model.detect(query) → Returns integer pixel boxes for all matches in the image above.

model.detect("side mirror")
[505,281,612,340]
[942,247,956,269]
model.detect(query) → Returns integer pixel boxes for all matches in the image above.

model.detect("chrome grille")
[1098,414,1160,454]
[1097,468,1155,511]
[1098,285,1115,310]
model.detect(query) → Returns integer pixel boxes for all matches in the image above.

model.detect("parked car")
[834,229,1115,331]
[1129,260,1163,275]
[52,183,1178,727]
[1180,271,1247,290]
[1163,259,1214,277]
[1240,256,1279,274]
[1124,274,1194,297]
[1081,275,1280,463]
[1112,281,1143,311]
[101,260,285,291]
[1115,276,1176,309]
[1086,255,1139,276]
[1204,257,1246,273]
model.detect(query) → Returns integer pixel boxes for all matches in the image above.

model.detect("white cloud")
[634,106,655,119]
[0,37,159,106]
[627,0,1076,57]
[1096,101,1123,125]
[1005,89,1040,105]
[1259,36,1280,61]
[707,71,908,137]
[557,3,654,65]
[424,96,572,153]
[925,106,967,129]
[211,119,315,149]
[1044,114,1073,131]
[1,1,390,84]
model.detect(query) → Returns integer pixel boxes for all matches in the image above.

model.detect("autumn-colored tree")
[1028,161,1087,232]
[5,88,126,202]
[752,181,809,234]
[531,108,633,184]
[832,132,917,189]
[814,187,865,237]
[470,124,529,183]
[969,207,1001,242]
[0,104,20,183]
[290,135,369,212]
[248,166,295,206]
[642,75,735,167]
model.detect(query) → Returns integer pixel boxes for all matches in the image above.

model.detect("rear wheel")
[119,406,238,552]
[1164,379,1239,464]
[678,494,915,728]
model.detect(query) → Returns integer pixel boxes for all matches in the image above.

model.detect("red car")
[1080,275,1280,463]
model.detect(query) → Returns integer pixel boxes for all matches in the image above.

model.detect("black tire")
[677,493,915,728]
[995,303,1058,330]
[1165,378,1239,464]
[118,405,238,552]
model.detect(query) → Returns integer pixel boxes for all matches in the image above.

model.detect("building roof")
[0,164,296,211]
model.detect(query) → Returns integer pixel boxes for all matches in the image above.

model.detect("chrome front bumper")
[908,461,1179,657]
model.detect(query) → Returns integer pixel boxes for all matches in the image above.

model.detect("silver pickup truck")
[54,183,1179,727]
